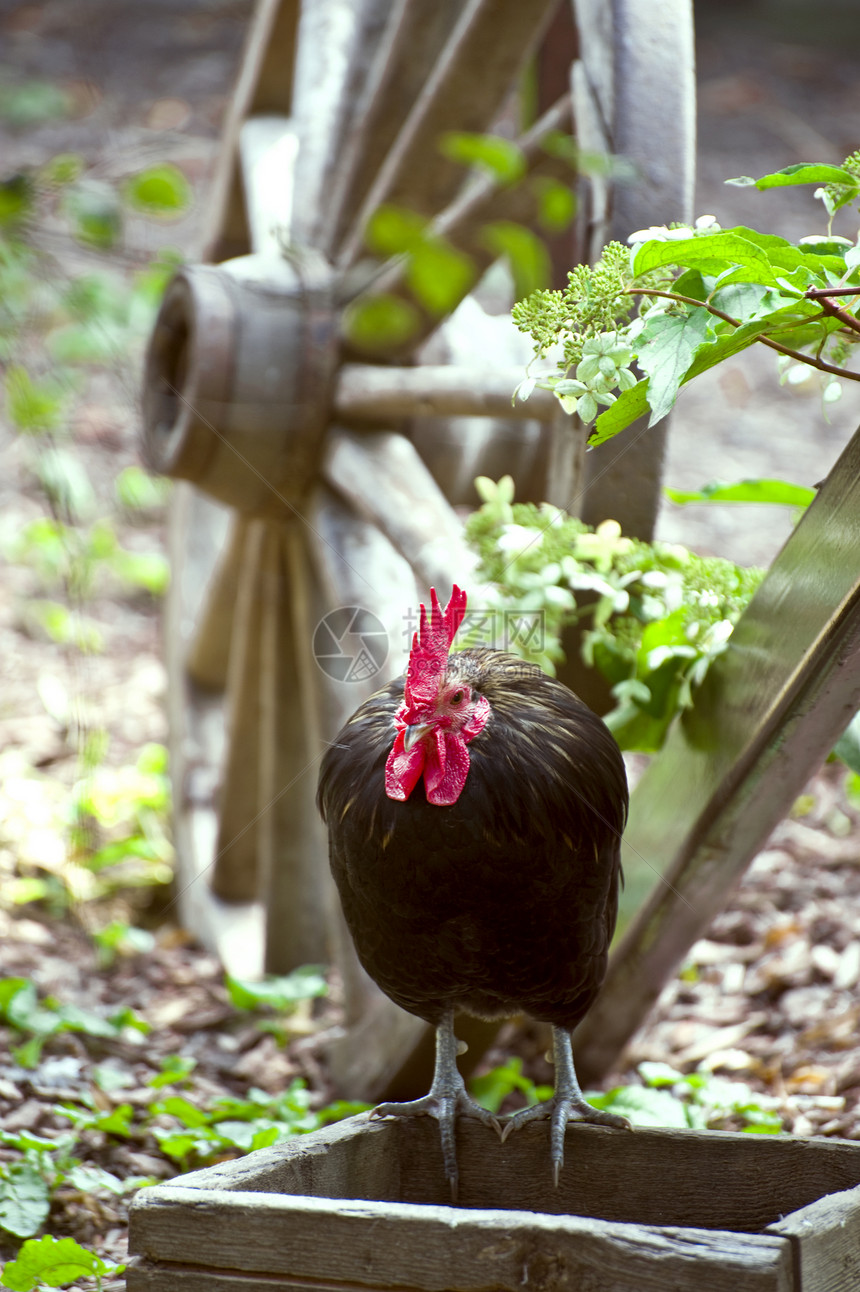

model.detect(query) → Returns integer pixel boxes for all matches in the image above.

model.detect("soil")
[2,0,860,1283]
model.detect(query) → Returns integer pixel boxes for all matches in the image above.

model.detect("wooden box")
[127,1113,860,1291]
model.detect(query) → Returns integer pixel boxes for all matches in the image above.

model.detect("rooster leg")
[371,1008,501,1200]
[500,1026,629,1184]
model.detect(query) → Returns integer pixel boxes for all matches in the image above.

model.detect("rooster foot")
[500,1026,630,1185]
[370,1011,500,1201]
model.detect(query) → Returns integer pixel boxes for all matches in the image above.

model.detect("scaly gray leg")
[372,1008,501,1200]
[500,1026,629,1184]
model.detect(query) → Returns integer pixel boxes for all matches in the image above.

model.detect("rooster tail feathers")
[404,585,467,708]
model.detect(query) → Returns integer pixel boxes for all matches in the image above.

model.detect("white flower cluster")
[552,332,637,423]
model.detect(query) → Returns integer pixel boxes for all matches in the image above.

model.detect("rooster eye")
[451,689,465,705]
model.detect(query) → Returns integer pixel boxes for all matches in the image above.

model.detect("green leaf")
[123,164,192,216]
[481,221,550,300]
[4,366,64,433]
[41,154,84,186]
[835,710,860,775]
[45,323,118,364]
[589,377,650,445]
[715,225,846,280]
[54,1102,135,1137]
[635,308,710,424]
[638,1061,686,1088]
[152,1095,211,1128]
[35,448,97,522]
[111,547,170,595]
[727,163,856,190]
[665,478,816,507]
[148,1054,197,1089]
[587,1084,691,1128]
[364,204,427,256]
[0,1235,121,1290]
[342,294,420,353]
[406,240,475,315]
[225,967,327,1012]
[115,465,171,512]
[469,1058,549,1114]
[65,1163,125,1195]
[0,174,34,226]
[22,602,103,653]
[531,177,577,233]
[439,132,525,184]
[63,181,122,250]
[0,1162,51,1238]
[633,231,777,285]
[0,81,71,127]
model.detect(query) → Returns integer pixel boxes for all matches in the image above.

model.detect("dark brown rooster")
[317,585,629,1195]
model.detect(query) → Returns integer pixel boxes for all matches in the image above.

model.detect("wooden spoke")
[257,522,332,972]
[575,0,696,539]
[186,514,250,691]
[333,363,557,423]
[339,93,578,360]
[309,485,420,1051]
[311,0,480,258]
[204,0,301,262]
[336,0,559,267]
[323,428,478,592]
[211,519,268,902]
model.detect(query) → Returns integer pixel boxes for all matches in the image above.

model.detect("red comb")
[404,585,466,709]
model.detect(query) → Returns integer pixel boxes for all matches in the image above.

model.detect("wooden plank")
[129,1184,793,1292]
[575,421,860,1084]
[766,1183,860,1292]
[186,514,248,691]
[289,0,409,250]
[127,1265,329,1291]
[136,1115,860,1234]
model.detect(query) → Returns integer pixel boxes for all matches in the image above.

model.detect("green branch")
[630,287,860,383]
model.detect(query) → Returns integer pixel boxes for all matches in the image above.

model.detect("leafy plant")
[469,1057,551,1114]
[512,155,860,440]
[0,1234,124,1290]
[464,476,763,751]
[0,744,174,917]
[0,976,149,1068]
[588,1061,783,1133]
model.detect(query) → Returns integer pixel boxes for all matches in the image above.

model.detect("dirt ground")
[2,0,860,1281]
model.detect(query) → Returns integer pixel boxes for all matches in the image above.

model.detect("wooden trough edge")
[126,1115,860,1292]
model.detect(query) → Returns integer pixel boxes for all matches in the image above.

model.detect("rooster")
[317,585,629,1195]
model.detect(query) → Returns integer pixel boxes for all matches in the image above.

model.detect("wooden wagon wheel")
[140,0,695,1094]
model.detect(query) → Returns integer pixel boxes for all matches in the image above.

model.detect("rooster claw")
[370,1012,501,1200]
[499,1027,631,1184]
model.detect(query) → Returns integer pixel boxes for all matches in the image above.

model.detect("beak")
[403,722,432,752]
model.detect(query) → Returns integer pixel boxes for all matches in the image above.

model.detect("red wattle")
[384,730,426,801]
[423,729,470,806]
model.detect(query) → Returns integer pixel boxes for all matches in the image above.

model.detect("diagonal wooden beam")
[575,420,860,1084]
